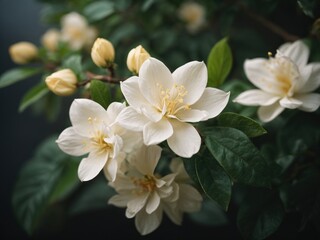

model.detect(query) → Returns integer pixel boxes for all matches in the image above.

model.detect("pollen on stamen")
[268,51,273,58]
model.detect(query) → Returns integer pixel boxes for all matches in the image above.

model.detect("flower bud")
[9,42,38,64]
[41,29,60,51]
[126,45,150,74]
[91,38,115,68]
[45,69,77,96]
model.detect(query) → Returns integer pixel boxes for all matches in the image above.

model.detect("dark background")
[0,0,48,239]
[1,1,319,239]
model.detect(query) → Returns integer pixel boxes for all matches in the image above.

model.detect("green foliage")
[216,112,267,138]
[62,54,83,79]
[187,148,232,211]
[19,82,49,112]
[207,37,233,87]
[237,188,284,240]
[189,198,228,227]
[205,127,280,187]
[297,0,318,17]
[12,136,79,235]
[0,67,41,88]
[83,1,115,22]
[90,79,111,109]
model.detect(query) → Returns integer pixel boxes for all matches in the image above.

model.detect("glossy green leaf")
[194,149,232,211]
[19,82,49,112]
[12,136,79,235]
[237,189,284,240]
[207,37,232,87]
[216,112,267,138]
[205,127,280,187]
[90,79,111,109]
[84,1,114,22]
[0,67,41,88]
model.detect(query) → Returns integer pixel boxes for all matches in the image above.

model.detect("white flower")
[117,58,230,158]
[56,99,136,182]
[178,2,206,33]
[60,12,97,50]
[233,40,320,122]
[163,158,203,225]
[108,145,178,235]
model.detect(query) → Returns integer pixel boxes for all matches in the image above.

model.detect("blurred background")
[1,0,319,239]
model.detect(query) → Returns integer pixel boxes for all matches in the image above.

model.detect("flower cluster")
[5,2,320,238]
[55,45,230,233]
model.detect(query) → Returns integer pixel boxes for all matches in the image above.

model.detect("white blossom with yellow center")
[233,40,320,122]
[56,99,139,182]
[117,58,230,158]
[60,12,97,51]
[108,145,178,235]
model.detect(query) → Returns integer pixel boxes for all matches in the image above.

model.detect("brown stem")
[77,71,124,87]
[239,4,300,42]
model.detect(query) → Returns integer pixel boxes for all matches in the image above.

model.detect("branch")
[239,4,300,42]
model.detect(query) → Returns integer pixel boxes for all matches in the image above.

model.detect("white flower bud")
[126,45,150,74]
[9,42,38,64]
[91,38,115,68]
[41,29,60,52]
[45,69,77,96]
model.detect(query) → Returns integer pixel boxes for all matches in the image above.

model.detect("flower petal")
[106,102,126,124]
[108,194,130,207]
[295,93,320,112]
[117,107,149,131]
[143,118,173,145]
[70,98,108,137]
[139,58,173,107]
[192,88,230,120]
[103,157,118,182]
[257,102,285,122]
[126,193,149,218]
[167,120,201,158]
[78,152,108,181]
[135,208,162,235]
[146,191,160,214]
[56,127,89,156]
[141,104,163,122]
[172,61,207,104]
[279,40,309,67]
[279,97,302,109]
[244,58,277,93]
[299,63,320,93]
[133,145,162,175]
[175,109,207,122]
[120,76,149,108]
[233,89,280,106]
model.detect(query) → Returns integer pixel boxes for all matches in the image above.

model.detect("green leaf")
[19,82,49,112]
[62,54,82,77]
[194,148,232,211]
[90,79,111,109]
[12,136,79,235]
[0,67,41,88]
[205,127,280,187]
[189,198,228,227]
[84,1,114,22]
[237,189,284,240]
[216,112,267,138]
[207,37,232,87]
